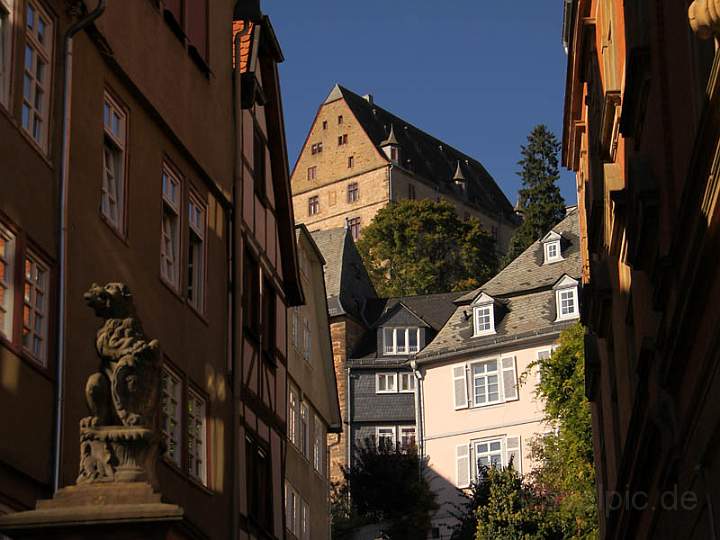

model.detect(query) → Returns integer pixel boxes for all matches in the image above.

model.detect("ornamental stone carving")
[689,0,720,39]
[77,282,161,485]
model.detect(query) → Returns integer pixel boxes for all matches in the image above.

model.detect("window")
[347,182,359,203]
[311,142,323,155]
[337,134,348,146]
[243,251,261,336]
[399,426,416,449]
[288,386,299,446]
[348,217,360,240]
[544,240,561,263]
[454,357,518,409]
[303,316,311,362]
[473,305,495,336]
[307,166,317,181]
[187,388,207,484]
[536,349,552,384]
[254,128,266,199]
[399,372,416,393]
[383,327,422,355]
[285,482,299,537]
[390,146,398,162]
[187,194,206,312]
[556,287,579,320]
[308,196,319,216]
[261,279,277,361]
[313,414,324,473]
[164,0,209,63]
[408,184,416,200]
[101,93,127,233]
[0,1,11,106]
[301,499,310,540]
[376,372,397,393]
[348,155,354,168]
[22,251,48,364]
[300,402,310,457]
[338,115,343,125]
[472,360,500,406]
[247,436,273,531]
[161,365,183,467]
[475,439,503,469]
[322,120,327,130]
[161,166,181,288]
[0,225,15,339]
[376,426,395,449]
[291,307,299,350]
[22,1,52,149]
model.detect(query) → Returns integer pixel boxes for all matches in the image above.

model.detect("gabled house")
[414,208,581,540]
[291,84,518,251]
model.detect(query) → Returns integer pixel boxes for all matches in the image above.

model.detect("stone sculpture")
[76,282,161,485]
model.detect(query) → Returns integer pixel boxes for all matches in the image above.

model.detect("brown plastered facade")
[563,0,720,538]
[0,2,304,539]
[290,89,517,251]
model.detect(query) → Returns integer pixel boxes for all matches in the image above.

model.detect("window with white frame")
[383,327,422,355]
[456,436,522,487]
[0,0,14,107]
[161,166,181,288]
[300,499,310,540]
[101,93,127,232]
[544,240,562,263]
[0,225,15,339]
[399,426,416,449]
[303,317,311,362]
[22,252,48,364]
[161,365,183,467]
[187,388,207,484]
[399,372,416,393]
[454,357,518,409]
[285,481,299,537]
[376,426,396,449]
[473,305,495,336]
[376,372,397,393]
[475,439,503,469]
[288,386,298,447]
[187,194,206,312]
[313,414,324,474]
[300,402,310,457]
[22,1,52,149]
[536,349,552,384]
[556,287,579,320]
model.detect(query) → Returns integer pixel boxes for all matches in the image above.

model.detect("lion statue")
[82,282,160,429]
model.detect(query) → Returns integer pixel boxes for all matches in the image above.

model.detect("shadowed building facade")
[563,0,720,538]
[291,85,518,252]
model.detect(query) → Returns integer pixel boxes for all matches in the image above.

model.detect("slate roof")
[417,208,582,363]
[325,84,517,222]
[310,227,377,320]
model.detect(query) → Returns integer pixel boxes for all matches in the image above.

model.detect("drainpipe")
[54,0,106,495]
[410,359,424,477]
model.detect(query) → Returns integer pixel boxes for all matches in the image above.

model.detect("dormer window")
[541,231,564,264]
[380,124,400,164]
[553,275,580,321]
[383,327,423,355]
[472,292,496,336]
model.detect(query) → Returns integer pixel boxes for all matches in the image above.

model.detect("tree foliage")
[504,125,566,266]
[332,439,437,539]
[356,199,497,297]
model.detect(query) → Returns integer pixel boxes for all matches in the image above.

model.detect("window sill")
[161,457,213,496]
[554,314,579,323]
[99,213,129,246]
[159,275,183,301]
[473,330,496,338]
[0,335,54,382]
[186,299,210,327]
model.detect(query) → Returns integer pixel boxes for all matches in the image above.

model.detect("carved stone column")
[689,0,720,39]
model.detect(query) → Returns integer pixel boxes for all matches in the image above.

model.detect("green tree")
[504,125,566,266]
[356,199,497,296]
[529,323,598,539]
[332,439,437,539]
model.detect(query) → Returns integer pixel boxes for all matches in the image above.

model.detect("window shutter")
[453,365,468,409]
[505,436,521,473]
[501,357,518,401]
[456,444,470,487]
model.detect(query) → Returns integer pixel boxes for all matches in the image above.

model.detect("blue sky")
[267,0,576,206]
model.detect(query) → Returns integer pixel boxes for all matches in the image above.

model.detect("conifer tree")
[503,125,566,266]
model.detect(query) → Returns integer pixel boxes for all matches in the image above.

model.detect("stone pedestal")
[0,483,183,539]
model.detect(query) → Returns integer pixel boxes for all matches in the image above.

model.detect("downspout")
[387,164,393,202]
[410,359,424,477]
[346,367,352,471]
[231,24,252,540]
[54,0,106,495]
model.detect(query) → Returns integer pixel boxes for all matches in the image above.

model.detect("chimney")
[363,94,374,105]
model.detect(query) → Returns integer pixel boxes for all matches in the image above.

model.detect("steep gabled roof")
[310,227,377,320]
[325,84,517,221]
